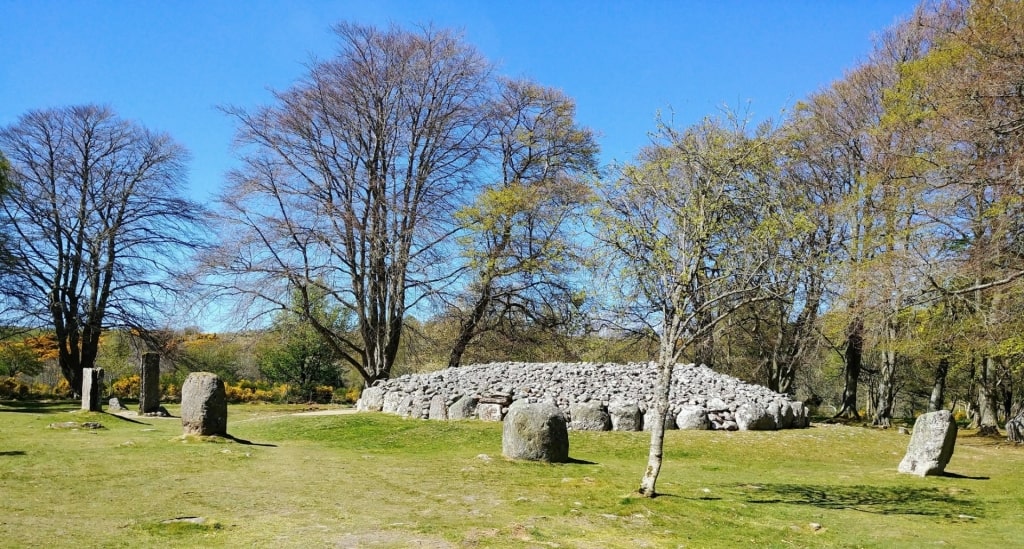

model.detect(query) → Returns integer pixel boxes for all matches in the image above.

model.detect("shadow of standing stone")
[898,410,957,477]
[181,372,227,436]
[502,401,569,462]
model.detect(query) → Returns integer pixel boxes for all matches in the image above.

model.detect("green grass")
[2,401,1024,548]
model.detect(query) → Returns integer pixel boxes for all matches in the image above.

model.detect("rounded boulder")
[502,401,569,462]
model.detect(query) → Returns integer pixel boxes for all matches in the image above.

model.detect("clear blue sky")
[1,1,919,203]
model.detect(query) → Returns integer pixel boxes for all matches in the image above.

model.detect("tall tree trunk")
[929,357,949,412]
[977,356,1001,436]
[639,311,680,498]
[638,349,673,497]
[835,317,863,419]
[447,284,493,369]
[873,320,898,428]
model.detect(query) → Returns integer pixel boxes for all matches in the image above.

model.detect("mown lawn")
[2,400,1023,548]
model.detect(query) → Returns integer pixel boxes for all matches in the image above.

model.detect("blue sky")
[1,1,919,203]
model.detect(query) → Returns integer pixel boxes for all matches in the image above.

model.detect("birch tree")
[595,113,791,497]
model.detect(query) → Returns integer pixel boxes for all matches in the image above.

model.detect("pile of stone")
[356,362,809,431]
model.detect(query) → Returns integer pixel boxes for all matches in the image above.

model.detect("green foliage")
[109,374,140,399]
[256,287,347,401]
[0,339,44,377]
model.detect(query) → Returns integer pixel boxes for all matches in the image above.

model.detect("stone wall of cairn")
[356,362,809,431]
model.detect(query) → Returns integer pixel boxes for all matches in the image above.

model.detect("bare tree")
[0,105,203,394]
[201,23,493,385]
[445,79,598,368]
[595,113,791,497]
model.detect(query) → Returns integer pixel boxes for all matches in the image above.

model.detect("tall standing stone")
[181,372,228,436]
[139,353,161,414]
[81,367,104,412]
[898,410,958,476]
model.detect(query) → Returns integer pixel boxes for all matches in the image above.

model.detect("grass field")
[2,400,1023,548]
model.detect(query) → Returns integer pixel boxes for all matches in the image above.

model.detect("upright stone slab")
[181,372,227,436]
[356,386,385,412]
[139,352,161,414]
[569,401,610,431]
[448,395,479,420]
[502,401,569,462]
[428,394,448,420]
[608,401,642,431]
[898,410,958,476]
[81,368,104,411]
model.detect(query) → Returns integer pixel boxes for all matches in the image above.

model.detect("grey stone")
[108,397,125,411]
[180,372,227,436]
[356,386,385,412]
[609,401,642,431]
[502,401,569,462]
[139,352,161,414]
[790,401,809,428]
[477,402,504,422]
[676,405,711,430]
[81,367,104,412]
[898,410,957,476]
[381,391,403,414]
[644,407,677,431]
[1007,413,1024,443]
[736,403,776,431]
[569,401,610,431]
[428,394,448,420]
[448,395,479,420]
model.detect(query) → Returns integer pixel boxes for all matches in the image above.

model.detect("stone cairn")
[357,362,810,431]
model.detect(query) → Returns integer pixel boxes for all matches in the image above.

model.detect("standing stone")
[181,372,228,436]
[898,410,958,476]
[108,397,125,411]
[502,401,569,462]
[569,401,611,431]
[676,405,711,430]
[608,401,642,431]
[81,367,104,412]
[139,353,161,415]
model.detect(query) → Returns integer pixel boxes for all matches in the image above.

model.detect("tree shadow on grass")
[737,483,982,517]
[0,401,75,414]
[0,450,27,456]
